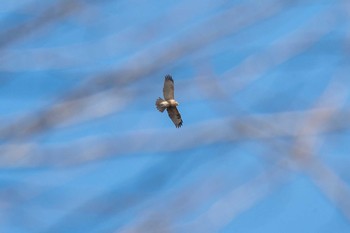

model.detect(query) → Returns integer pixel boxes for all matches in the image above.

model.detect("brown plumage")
[155,75,183,128]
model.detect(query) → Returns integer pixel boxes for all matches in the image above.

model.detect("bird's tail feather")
[156,97,166,112]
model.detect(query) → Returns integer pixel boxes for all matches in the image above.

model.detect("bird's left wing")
[163,75,175,100]
[167,106,183,128]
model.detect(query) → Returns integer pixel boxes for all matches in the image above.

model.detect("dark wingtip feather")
[176,120,183,128]
[165,74,173,82]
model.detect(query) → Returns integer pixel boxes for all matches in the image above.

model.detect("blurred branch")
[40,156,192,233]
[0,0,85,49]
[290,58,350,220]
[175,160,291,233]
[1,107,350,168]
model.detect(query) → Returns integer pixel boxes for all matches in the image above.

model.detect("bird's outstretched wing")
[167,106,183,128]
[163,75,174,100]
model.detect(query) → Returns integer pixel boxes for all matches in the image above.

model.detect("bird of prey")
[155,75,183,128]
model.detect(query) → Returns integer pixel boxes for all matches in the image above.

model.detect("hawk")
[155,75,183,128]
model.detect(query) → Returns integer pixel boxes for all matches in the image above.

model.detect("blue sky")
[0,0,350,232]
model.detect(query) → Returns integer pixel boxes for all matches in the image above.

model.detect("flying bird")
[155,75,183,128]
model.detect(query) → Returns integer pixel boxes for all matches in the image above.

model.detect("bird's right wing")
[163,75,174,100]
[167,106,183,128]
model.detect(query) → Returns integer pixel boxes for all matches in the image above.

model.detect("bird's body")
[155,75,183,128]
[156,99,178,110]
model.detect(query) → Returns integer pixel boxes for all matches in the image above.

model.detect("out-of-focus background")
[1,0,350,232]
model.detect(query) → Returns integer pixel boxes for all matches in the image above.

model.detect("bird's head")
[169,99,179,106]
